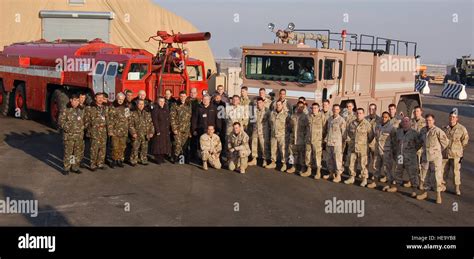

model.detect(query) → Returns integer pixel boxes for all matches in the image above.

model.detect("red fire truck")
[0,31,210,127]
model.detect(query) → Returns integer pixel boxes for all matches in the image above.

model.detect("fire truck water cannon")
[268,22,329,48]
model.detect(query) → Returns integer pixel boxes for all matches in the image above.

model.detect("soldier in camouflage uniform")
[270,89,292,114]
[107,92,130,168]
[77,92,88,168]
[408,106,426,188]
[200,125,222,170]
[417,114,449,204]
[367,112,395,189]
[442,111,469,196]
[321,99,332,171]
[303,103,324,179]
[256,88,272,110]
[240,86,251,131]
[265,100,290,172]
[248,97,270,167]
[366,103,380,179]
[390,117,422,196]
[227,122,251,174]
[170,91,193,163]
[128,99,154,166]
[324,104,347,182]
[58,94,85,174]
[343,102,356,170]
[225,95,249,135]
[344,108,374,187]
[84,92,108,171]
[287,101,309,174]
[388,103,402,128]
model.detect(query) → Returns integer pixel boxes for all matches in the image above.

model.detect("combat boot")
[203,161,208,171]
[436,192,442,204]
[63,169,70,175]
[416,191,428,200]
[280,164,287,172]
[360,179,368,187]
[410,188,417,198]
[118,160,124,168]
[248,158,257,166]
[240,169,246,174]
[300,167,311,177]
[387,186,398,193]
[344,176,355,185]
[367,181,376,189]
[286,166,295,174]
[323,173,331,180]
[265,161,276,169]
[262,160,267,168]
[110,160,116,169]
[332,174,341,183]
[455,185,461,196]
[419,181,425,190]
[403,181,412,188]
[314,168,321,180]
[379,176,387,183]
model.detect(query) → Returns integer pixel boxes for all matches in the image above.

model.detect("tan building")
[0,0,216,72]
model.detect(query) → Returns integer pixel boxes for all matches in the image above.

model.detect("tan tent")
[0,0,216,71]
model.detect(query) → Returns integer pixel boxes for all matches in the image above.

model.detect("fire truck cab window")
[245,55,315,83]
[324,59,335,80]
[106,64,117,76]
[95,63,105,75]
[186,65,203,81]
[128,63,148,80]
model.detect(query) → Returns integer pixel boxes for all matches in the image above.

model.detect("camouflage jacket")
[443,123,469,158]
[252,107,270,136]
[227,131,251,154]
[84,104,108,139]
[200,133,222,155]
[419,126,449,162]
[375,122,395,154]
[389,115,402,128]
[366,114,380,149]
[129,109,154,138]
[289,112,309,145]
[326,115,347,147]
[226,104,249,128]
[308,112,324,144]
[170,101,192,134]
[346,119,374,153]
[107,104,131,137]
[411,117,426,132]
[344,112,356,125]
[59,106,85,136]
[392,128,422,158]
[269,110,290,138]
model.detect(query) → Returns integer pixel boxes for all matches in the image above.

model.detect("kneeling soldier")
[59,93,85,175]
[227,122,251,174]
[200,125,222,170]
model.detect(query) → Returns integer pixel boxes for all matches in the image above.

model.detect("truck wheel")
[396,99,408,118]
[0,82,11,116]
[405,99,419,118]
[13,83,29,120]
[50,89,69,128]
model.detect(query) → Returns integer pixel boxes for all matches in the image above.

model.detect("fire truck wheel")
[50,89,69,128]
[13,83,29,120]
[0,82,11,116]
[405,99,419,118]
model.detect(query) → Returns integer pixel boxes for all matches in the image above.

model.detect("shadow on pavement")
[0,184,70,226]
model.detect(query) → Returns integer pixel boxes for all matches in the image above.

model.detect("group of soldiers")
[58,85,469,204]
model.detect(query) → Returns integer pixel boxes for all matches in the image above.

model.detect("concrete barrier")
[441,83,468,100]
[415,80,430,94]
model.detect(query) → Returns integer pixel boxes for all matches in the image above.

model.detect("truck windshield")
[186,65,203,81]
[245,55,315,83]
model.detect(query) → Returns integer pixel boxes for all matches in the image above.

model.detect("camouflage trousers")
[374,150,393,181]
[367,145,377,175]
[348,151,369,179]
[112,136,127,161]
[63,133,84,171]
[251,133,269,160]
[442,157,462,186]
[228,149,249,171]
[131,136,149,164]
[327,145,344,175]
[305,143,322,169]
[395,153,420,187]
[289,144,305,167]
[421,158,443,192]
[173,131,190,157]
[270,136,286,163]
[90,135,107,168]
[201,151,222,169]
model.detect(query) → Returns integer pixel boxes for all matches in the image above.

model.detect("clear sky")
[155,0,473,65]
